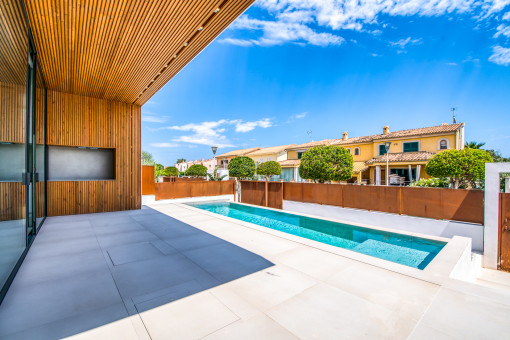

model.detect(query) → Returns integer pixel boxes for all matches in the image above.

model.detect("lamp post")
[384,142,391,186]
[211,146,218,168]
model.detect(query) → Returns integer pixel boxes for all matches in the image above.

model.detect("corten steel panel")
[324,184,343,207]
[440,189,484,224]
[154,181,234,200]
[500,193,510,271]
[268,182,283,209]
[400,187,442,219]
[240,181,265,206]
[283,182,303,201]
[142,166,155,195]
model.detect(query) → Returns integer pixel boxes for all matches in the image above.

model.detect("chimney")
[342,131,348,141]
[383,126,390,135]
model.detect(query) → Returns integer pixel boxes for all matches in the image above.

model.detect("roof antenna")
[451,107,457,123]
[307,130,313,142]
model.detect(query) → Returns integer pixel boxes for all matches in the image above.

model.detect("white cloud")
[233,118,273,132]
[158,118,273,147]
[223,0,510,48]
[489,45,510,65]
[447,62,458,65]
[150,143,180,148]
[504,12,510,20]
[142,115,166,123]
[390,37,422,49]
[295,112,307,119]
[495,23,510,37]
[226,16,344,47]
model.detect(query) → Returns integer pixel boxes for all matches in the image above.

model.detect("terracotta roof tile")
[285,139,337,150]
[278,159,301,167]
[216,147,260,158]
[353,161,369,173]
[365,151,436,164]
[246,144,297,156]
[372,123,463,140]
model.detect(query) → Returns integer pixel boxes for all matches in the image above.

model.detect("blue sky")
[142,0,510,166]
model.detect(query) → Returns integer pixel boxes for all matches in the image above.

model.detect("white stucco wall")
[283,200,484,252]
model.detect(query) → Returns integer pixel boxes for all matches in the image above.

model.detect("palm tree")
[465,141,485,149]
[207,166,228,181]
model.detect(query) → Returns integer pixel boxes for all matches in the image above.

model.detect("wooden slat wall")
[0,0,28,85]
[25,0,255,105]
[46,90,141,216]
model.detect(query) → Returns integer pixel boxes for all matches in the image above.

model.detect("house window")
[346,148,351,154]
[438,139,449,150]
[297,152,304,159]
[403,141,419,152]
[354,147,360,156]
[267,157,271,162]
[379,144,387,156]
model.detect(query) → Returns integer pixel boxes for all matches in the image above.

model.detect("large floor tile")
[140,291,239,340]
[0,269,122,336]
[326,262,440,321]
[267,283,416,340]
[95,230,158,248]
[163,232,225,252]
[106,241,165,266]
[417,287,510,339]
[203,314,298,340]
[226,264,318,311]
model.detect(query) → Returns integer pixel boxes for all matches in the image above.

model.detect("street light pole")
[385,142,391,186]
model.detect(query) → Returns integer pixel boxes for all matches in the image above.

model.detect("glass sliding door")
[0,0,29,296]
[36,67,46,230]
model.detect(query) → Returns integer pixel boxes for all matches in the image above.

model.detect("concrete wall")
[283,200,484,252]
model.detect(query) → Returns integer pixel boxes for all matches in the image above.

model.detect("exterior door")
[500,193,510,271]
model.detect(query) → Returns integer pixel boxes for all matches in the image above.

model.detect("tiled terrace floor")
[1,202,510,339]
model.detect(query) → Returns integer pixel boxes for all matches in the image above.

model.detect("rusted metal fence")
[161,177,206,182]
[141,165,155,195]
[283,182,484,224]
[500,193,510,271]
[155,180,234,200]
[240,181,283,209]
[239,181,485,224]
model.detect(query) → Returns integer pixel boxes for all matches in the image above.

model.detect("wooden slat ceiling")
[25,0,254,105]
[0,0,28,85]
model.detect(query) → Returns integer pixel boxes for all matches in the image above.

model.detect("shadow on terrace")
[0,206,273,339]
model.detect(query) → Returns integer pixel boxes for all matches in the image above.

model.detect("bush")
[179,171,185,177]
[299,146,353,183]
[161,166,178,177]
[426,149,493,188]
[410,178,449,188]
[257,161,281,181]
[185,164,207,177]
[228,156,256,179]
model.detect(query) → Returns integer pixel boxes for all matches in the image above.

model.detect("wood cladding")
[0,0,28,85]
[46,90,141,216]
[24,0,255,104]
[0,182,44,221]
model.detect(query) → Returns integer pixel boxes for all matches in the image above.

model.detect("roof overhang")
[24,0,255,104]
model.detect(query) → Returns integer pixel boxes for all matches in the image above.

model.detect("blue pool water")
[187,201,446,269]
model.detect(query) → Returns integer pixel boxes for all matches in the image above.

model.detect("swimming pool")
[187,201,446,269]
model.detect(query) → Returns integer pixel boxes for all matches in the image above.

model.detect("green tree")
[154,163,164,179]
[257,161,281,181]
[176,158,186,164]
[465,141,486,149]
[207,166,228,181]
[426,149,493,189]
[486,149,510,163]
[161,166,178,177]
[142,150,154,165]
[185,164,207,177]
[298,146,353,183]
[228,156,256,201]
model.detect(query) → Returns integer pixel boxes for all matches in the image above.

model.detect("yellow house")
[216,123,465,185]
[215,147,260,169]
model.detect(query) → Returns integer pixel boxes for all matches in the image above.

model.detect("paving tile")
[272,245,355,281]
[408,323,460,340]
[0,303,135,340]
[89,215,138,227]
[140,291,239,340]
[326,262,440,321]
[14,247,109,285]
[226,264,318,311]
[163,232,226,252]
[0,269,123,337]
[203,313,299,340]
[107,241,164,266]
[110,253,214,299]
[210,285,260,320]
[182,242,273,282]
[95,230,158,248]
[418,287,510,339]
[25,235,101,259]
[267,283,416,340]
[91,220,146,236]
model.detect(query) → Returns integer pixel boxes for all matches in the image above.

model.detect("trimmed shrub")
[228,156,256,179]
[257,161,281,181]
[299,146,353,183]
[185,164,207,177]
[161,166,178,177]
